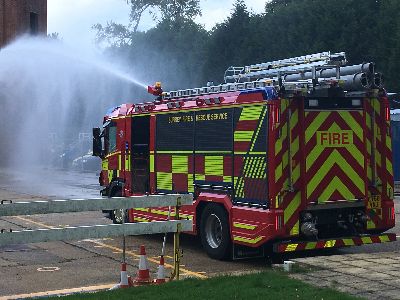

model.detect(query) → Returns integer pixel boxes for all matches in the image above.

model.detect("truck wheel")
[200,204,231,260]
[110,190,128,224]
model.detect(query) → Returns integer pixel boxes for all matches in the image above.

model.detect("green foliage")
[97,0,400,91]
[93,0,201,47]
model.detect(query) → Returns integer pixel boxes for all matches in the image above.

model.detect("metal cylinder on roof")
[373,73,384,89]
[283,63,375,82]
[318,73,371,91]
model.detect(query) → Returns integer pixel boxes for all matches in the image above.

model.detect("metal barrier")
[0,194,193,280]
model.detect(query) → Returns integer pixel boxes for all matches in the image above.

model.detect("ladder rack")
[133,51,382,110]
[224,51,347,83]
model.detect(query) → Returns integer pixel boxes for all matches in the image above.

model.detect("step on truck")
[93,51,396,259]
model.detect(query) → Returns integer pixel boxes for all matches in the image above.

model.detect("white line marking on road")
[0,284,115,300]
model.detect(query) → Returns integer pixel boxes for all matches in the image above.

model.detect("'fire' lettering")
[316,131,353,147]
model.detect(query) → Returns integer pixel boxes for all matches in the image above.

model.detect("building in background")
[0,0,47,48]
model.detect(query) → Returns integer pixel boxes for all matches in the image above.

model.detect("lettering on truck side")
[317,130,353,147]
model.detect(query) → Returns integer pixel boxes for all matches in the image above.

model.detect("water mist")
[0,36,147,170]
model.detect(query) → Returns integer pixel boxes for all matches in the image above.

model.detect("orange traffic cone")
[154,256,166,284]
[110,262,130,289]
[134,245,152,285]
[119,262,130,288]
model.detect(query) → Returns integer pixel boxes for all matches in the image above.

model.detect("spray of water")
[0,36,147,170]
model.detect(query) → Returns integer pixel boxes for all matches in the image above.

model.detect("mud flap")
[233,243,264,260]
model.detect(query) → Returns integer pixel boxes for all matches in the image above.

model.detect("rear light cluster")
[275,215,283,230]
[389,207,395,220]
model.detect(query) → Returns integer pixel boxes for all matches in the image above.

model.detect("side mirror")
[92,127,102,157]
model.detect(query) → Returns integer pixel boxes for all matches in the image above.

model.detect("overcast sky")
[48,0,268,47]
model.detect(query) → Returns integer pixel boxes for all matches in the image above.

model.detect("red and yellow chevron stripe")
[274,233,396,253]
[304,111,366,203]
[365,97,394,230]
[273,98,302,236]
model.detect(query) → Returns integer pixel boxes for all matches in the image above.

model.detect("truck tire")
[110,190,128,224]
[200,204,231,260]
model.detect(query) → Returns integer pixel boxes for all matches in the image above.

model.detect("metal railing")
[0,194,193,280]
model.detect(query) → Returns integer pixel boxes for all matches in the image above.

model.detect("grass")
[46,269,361,300]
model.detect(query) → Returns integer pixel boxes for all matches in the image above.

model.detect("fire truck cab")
[93,52,396,259]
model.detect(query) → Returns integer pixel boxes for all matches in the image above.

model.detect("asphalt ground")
[0,168,399,299]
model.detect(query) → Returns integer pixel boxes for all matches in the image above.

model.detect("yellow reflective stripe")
[319,176,355,202]
[290,220,299,235]
[376,149,382,168]
[292,135,299,158]
[150,208,193,220]
[361,237,373,244]
[386,158,393,176]
[102,160,108,171]
[239,105,264,121]
[342,238,355,246]
[275,161,283,181]
[306,145,325,172]
[157,150,231,154]
[285,244,298,252]
[339,111,363,141]
[157,172,172,190]
[379,235,390,243]
[196,174,205,181]
[372,98,380,115]
[292,163,300,184]
[367,220,377,229]
[386,134,392,150]
[205,156,223,176]
[250,107,267,151]
[305,112,327,143]
[134,217,149,222]
[172,155,188,173]
[275,137,283,156]
[134,208,149,212]
[150,154,154,172]
[223,175,232,182]
[284,192,301,224]
[307,150,364,198]
[108,170,113,182]
[233,222,257,230]
[125,154,131,171]
[188,174,194,192]
[324,240,336,248]
[234,131,254,142]
[305,242,317,250]
[233,235,263,244]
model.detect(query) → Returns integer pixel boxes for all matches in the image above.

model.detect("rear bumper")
[273,233,396,253]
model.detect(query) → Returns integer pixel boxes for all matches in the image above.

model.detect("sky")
[47,0,268,47]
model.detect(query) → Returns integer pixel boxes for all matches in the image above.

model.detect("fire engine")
[93,51,396,259]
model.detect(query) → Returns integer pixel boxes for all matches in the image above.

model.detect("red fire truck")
[93,52,396,259]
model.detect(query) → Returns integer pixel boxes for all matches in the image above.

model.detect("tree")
[94,0,201,47]
[202,0,252,83]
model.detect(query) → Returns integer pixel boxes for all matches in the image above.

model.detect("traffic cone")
[154,256,166,284]
[134,245,152,285]
[110,262,130,289]
[119,262,130,288]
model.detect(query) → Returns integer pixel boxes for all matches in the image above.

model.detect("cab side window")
[105,122,117,155]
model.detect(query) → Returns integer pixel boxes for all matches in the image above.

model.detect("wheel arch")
[109,179,124,197]
[195,192,233,236]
